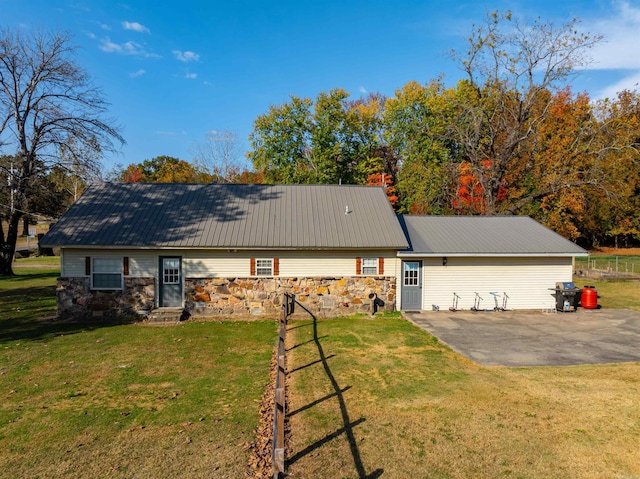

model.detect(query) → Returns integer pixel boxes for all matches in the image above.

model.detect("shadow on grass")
[287,303,383,479]
[0,277,134,344]
[2,270,60,282]
[1,315,136,344]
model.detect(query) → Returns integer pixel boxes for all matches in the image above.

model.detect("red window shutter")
[356,257,361,275]
[378,257,384,275]
[123,257,129,276]
[250,258,256,276]
[273,258,279,276]
[85,257,91,276]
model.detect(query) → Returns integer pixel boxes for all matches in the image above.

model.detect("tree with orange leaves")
[117,156,213,183]
[448,11,604,215]
[367,172,398,209]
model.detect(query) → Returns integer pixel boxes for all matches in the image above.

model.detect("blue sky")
[3,0,640,171]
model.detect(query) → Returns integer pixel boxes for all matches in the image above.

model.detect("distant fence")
[272,293,294,479]
[575,257,640,279]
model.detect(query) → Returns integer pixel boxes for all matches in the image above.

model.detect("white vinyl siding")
[416,256,574,311]
[61,250,157,278]
[183,253,249,277]
[61,249,88,277]
[281,255,360,277]
[62,249,396,281]
[129,253,157,277]
[183,251,394,278]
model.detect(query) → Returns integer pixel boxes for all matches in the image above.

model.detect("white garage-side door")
[421,256,574,311]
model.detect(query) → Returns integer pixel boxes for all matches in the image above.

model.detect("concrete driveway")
[403,308,640,367]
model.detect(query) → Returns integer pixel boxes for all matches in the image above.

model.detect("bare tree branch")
[0,27,125,275]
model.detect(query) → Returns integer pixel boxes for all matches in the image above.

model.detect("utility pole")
[9,161,14,214]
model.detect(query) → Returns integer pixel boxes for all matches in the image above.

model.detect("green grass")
[12,255,60,266]
[575,278,640,311]
[3,257,640,477]
[1,260,60,338]
[0,260,277,478]
[287,316,640,478]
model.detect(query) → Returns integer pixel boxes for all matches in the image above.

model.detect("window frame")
[255,258,274,277]
[90,257,124,290]
[361,257,379,275]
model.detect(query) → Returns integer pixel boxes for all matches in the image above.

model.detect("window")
[162,258,180,284]
[403,262,419,286]
[256,259,274,276]
[91,258,123,290]
[362,257,378,275]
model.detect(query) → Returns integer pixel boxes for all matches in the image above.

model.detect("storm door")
[159,257,182,307]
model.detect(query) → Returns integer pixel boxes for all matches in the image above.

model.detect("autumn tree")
[384,80,455,214]
[367,172,398,208]
[117,156,212,183]
[447,11,604,215]
[0,28,124,275]
[346,93,397,186]
[571,90,640,245]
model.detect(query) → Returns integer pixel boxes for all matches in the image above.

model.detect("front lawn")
[286,316,640,478]
[0,261,277,478]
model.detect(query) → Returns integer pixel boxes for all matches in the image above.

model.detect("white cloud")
[98,37,159,58]
[100,23,111,31]
[582,2,640,70]
[359,86,368,94]
[173,50,200,62]
[595,72,640,99]
[122,21,150,34]
[185,73,198,79]
[576,2,640,98]
[129,69,146,78]
[99,37,123,53]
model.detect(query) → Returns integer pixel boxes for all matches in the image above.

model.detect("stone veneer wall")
[185,276,396,318]
[56,277,155,319]
[55,275,396,320]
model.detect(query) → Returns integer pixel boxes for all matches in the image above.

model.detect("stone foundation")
[55,275,395,320]
[185,276,396,319]
[56,277,155,320]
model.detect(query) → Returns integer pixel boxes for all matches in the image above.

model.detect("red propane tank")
[581,286,598,309]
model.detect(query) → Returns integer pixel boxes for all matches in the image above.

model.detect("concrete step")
[146,308,185,323]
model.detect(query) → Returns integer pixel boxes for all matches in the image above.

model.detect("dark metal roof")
[42,183,409,250]
[398,215,587,256]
